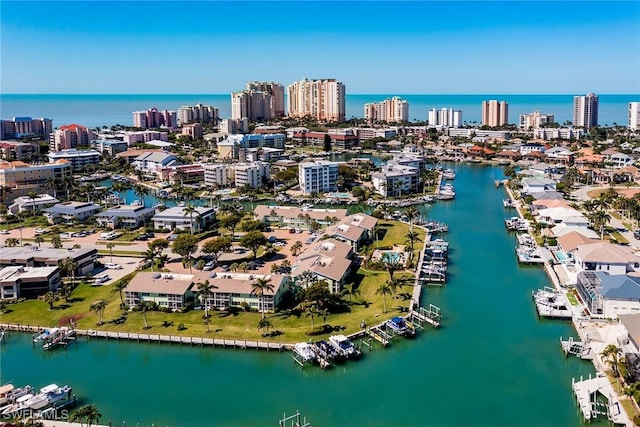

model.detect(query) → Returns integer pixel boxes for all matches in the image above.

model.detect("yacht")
[442,169,456,180]
[25,384,71,410]
[329,335,361,360]
[33,328,59,343]
[1,393,33,416]
[0,384,34,406]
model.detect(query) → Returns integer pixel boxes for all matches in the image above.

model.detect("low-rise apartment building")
[151,206,216,232]
[0,141,40,161]
[0,266,62,300]
[203,164,233,188]
[234,162,270,188]
[0,246,97,276]
[124,272,195,311]
[298,160,339,195]
[0,160,71,203]
[48,149,101,170]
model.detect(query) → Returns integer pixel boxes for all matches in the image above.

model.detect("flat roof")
[126,272,194,295]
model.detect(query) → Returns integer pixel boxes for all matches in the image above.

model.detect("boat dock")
[560,336,594,360]
[572,374,630,425]
[532,288,572,319]
[364,325,391,347]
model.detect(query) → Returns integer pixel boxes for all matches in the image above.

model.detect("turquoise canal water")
[1,164,605,426]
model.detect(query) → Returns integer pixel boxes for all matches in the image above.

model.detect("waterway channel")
[1,163,604,426]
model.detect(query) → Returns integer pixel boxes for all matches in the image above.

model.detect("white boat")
[442,169,456,180]
[516,246,544,264]
[386,317,415,337]
[1,393,33,415]
[293,342,316,363]
[25,384,71,410]
[328,335,361,359]
[33,328,59,343]
[503,199,516,208]
[533,288,572,319]
[0,384,34,406]
[131,199,142,206]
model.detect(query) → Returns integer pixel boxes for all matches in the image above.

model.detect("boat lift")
[279,411,312,427]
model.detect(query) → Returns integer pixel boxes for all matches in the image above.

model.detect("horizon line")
[3,92,640,96]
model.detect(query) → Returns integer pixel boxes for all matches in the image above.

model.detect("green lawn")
[566,291,579,306]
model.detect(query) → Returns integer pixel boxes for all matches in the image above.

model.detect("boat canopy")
[40,384,58,394]
[0,384,14,395]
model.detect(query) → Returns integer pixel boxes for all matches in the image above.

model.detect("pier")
[572,374,630,425]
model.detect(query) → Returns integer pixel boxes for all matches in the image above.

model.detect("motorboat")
[315,340,343,362]
[0,384,34,406]
[33,328,59,343]
[25,384,71,410]
[329,335,361,360]
[1,393,33,415]
[442,169,456,180]
[293,342,316,363]
[386,317,415,338]
[131,199,142,206]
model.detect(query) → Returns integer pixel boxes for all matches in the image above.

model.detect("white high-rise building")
[428,108,463,128]
[364,97,409,123]
[573,93,599,129]
[178,104,219,125]
[628,102,640,131]
[287,79,345,122]
[298,160,339,195]
[234,162,270,189]
[481,100,509,127]
[231,91,274,121]
[519,111,555,129]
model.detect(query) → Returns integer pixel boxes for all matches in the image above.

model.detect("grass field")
[1,220,420,343]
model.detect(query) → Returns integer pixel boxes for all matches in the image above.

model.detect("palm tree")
[404,206,419,232]
[83,404,102,427]
[251,277,274,318]
[381,252,403,282]
[27,191,39,217]
[112,278,128,313]
[58,281,74,303]
[34,235,44,248]
[62,174,75,200]
[90,300,107,325]
[376,283,392,313]
[5,237,19,247]
[196,279,218,319]
[257,317,273,336]
[59,257,78,285]
[183,204,199,235]
[143,247,156,272]
[41,290,57,310]
[140,300,150,329]
[305,303,318,332]
[133,185,150,208]
[106,242,115,263]
[291,241,303,257]
[44,176,59,198]
[601,344,623,377]
[588,209,611,240]
[405,231,422,253]
[341,282,360,303]
[51,235,63,249]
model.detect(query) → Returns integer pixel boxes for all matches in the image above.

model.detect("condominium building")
[481,100,509,127]
[0,160,71,202]
[182,123,203,139]
[234,161,270,188]
[231,90,274,121]
[298,160,339,195]
[519,111,555,129]
[371,164,420,197]
[177,103,219,125]
[121,130,169,145]
[287,78,346,122]
[48,149,101,170]
[0,117,53,140]
[132,108,177,129]
[428,108,463,128]
[533,127,583,141]
[216,134,286,159]
[218,118,248,134]
[364,97,409,123]
[50,124,95,151]
[573,93,599,130]
[247,81,285,117]
[0,141,40,161]
[203,164,233,188]
[91,140,129,156]
[629,102,640,131]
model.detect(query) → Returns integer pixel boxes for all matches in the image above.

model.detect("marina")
[532,287,573,319]
[0,164,603,426]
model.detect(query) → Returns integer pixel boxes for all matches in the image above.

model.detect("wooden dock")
[0,323,290,352]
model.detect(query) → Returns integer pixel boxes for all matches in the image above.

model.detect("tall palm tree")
[601,344,622,377]
[589,210,612,240]
[381,252,403,282]
[140,300,150,329]
[90,300,107,325]
[41,290,57,310]
[34,235,44,248]
[305,303,318,332]
[83,404,102,427]
[405,231,422,253]
[291,241,303,257]
[0,185,12,207]
[58,281,74,303]
[106,242,115,263]
[27,191,39,217]
[250,277,274,318]
[44,176,59,198]
[376,283,392,313]
[143,247,156,272]
[61,174,75,200]
[183,204,199,235]
[133,185,150,208]
[59,257,78,285]
[196,279,218,319]
[111,279,128,313]
[404,206,419,232]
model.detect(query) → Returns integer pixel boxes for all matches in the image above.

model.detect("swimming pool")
[326,192,352,199]
[553,250,569,262]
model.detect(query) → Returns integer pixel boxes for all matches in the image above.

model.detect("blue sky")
[1,1,639,94]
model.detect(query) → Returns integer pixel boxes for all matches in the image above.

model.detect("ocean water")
[1,164,606,426]
[1,93,637,129]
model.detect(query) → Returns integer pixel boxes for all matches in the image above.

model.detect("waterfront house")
[8,194,59,215]
[544,147,574,165]
[495,150,522,162]
[291,238,353,294]
[522,150,547,162]
[0,266,61,299]
[536,207,588,227]
[115,149,165,164]
[576,271,640,318]
[132,152,178,177]
[572,241,640,275]
[43,201,101,224]
[192,271,289,312]
[617,314,640,354]
[521,177,557,194]
[95,205,155,229]
[325,213,378,252]
[253,205,348,230]
[550,224,599,240]
[602,149,635,169]
[0,246,97,276]
[151,206,216,232]
[124,272,195,311]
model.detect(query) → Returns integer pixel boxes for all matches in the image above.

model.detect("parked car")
[203,261,216,271]
[167,234,179,241]
[634,230,640,240]
[105,262,123,270]
[34,228,46,234]
[0,229,9,235]
[221,265,230,272]
[95,274,110,284]
[60,232,71,239]
[135,233,149,241]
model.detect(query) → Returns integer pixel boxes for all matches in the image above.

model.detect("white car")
[34,228,46,234]
[105,263,122,270]
[0,229,9,235]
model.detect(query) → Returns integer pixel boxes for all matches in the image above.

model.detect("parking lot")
[91,255,139,285]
